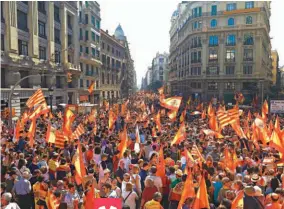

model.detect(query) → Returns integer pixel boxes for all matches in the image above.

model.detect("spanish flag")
[74,142,86,185]
[63,108,75,136]
[156,146,166,185]
[108,109,116,130]
[155,111,162,132]
[192,174,210,209]
[207,103,214,118]
[88,81,95,94]
[46,189,60,209]
[180,109,186,123]
[270,130,284,155]
[168,110,177,122]
[160,96,182,111]
[171,123,186,145]
[46,123,56,143]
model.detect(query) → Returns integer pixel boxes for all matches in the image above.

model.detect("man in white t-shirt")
[144,166,163,193]
[1,193,20,209]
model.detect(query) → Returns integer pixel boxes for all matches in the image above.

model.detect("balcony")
[191,59,201,64]
[191,44,202,49]
[225,58,235,63]
[226,42,236,46]
[209,59,218,63]
[243,57,253,62]
[65,62,81,74]
[209,44,218,47]
[206,70,219,77]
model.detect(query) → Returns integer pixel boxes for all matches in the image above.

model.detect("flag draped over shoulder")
[192,174,210,209]
[46,189,60,209]
[171,123,186,145]
[160,96,182,111]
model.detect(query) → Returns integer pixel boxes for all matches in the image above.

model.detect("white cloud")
[99,0,284,86]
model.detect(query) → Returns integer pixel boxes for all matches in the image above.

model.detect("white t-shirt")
[145,175,162,190]
[122,191,138,209]
[3,202,21,209]
[122,157,131,172]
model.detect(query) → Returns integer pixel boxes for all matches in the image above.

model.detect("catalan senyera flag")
[63,108,75,137]
[160,96,182,111]
[156,146,166,185]
[70,124,85,141]
[118,127,128,159]
[88,81,95,94]
[13,120,22,143]
[29,103,50,119]
[28,118,36,147]
[54,131,67,149]
[178,170,195,209]
[191,144,205,162]
[46,189,60,209]
[224,147,238,172]
[108,109,116,130]
[26,89,46,108]
[73,142,86,185]
[168,110,177,122]
[171,123,186,145]
[192,174,210,209]
[158,86,164,95]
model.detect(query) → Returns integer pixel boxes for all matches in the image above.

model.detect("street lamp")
[48,86,54,112]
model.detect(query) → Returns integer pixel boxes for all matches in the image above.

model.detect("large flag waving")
[118,127,128,159]
[155,111,162,132]
[108,109,117,130]
[28,118,36,147]
[63,108,75,137]
[171,123,186,145]
[73,142,86,185]
[26,89,46,108]
[160,96,182,111]
[70,124,85,141]
[178,170,195,209]
[192,174,210,209]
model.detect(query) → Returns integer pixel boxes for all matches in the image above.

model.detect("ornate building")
[168,1,273,104]
[1,1,80,115]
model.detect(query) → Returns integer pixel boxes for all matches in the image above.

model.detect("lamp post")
[48,87,54,113]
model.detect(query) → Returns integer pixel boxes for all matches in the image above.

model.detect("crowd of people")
[1,91,284,209]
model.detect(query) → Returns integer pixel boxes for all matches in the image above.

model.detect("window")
[102,73,105,84]
[92,32,95,41]
[1,1,4,22]
[191,67,201,76]
[208,82,218,90]
[209,49,218,61]
[39,46,46,60]
[243,65,253,74]
[80,28,83,40]
[55,50,61,63]
[54,5,60,22]
[226,66,235,75]
[85,64,89,75]
[246,16,252,24]
[211,5,217,16]
[226,3,236,11]
[192,7,202,18]
[68,35,72,46]
[18,40,28,56]
[107,45,110,51]
[85,1,89,8]
[192,37,202,48]
[85,47,89,54]
[159,58,164,64]
[244,33,254,45]
[207,67,218,75]
[226,49,236,61]
[226,34,236,46]
[191,51,201,63]
[193,21,202,30]
[86,80,89,87]
[38,2,45,13]
[80,79,83,87]
[92,48,96,56]
[245,1,254,9]
[85,31,89,41]
[96,35,100,43]
[85,14,88,24]
[95,19,100,29]
[209,35,218,46]
[210,19,217,28]
[225,82,235,90]
[17,10,28,31]
[102,42,105,49]
[80,45,83,53]
[244,49,253,61]
[1,34,4,51]
[67,15,72,30]
[228,18,235,26]
[54,28,60,44]
[91,66,94,75]
[91,16,95,26]
[38,21,46,38]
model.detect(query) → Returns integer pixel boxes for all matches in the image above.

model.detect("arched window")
[228,18,235,26]
[246,16,252,24]
[210,19,217,28]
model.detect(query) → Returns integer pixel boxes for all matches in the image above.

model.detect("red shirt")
[141,186,158,208]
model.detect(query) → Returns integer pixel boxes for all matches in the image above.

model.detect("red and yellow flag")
[47,189,60,209]
[262,100,269,115]
[168,110,177,122]
[180,109,186,123]
[74,142,86,185]
[28,118,36,147]
[192,174,210,209]
[26,89,46,108]
[178,170,195,209]
[108,109,116,130]
[171,123,186,145]
[155,111,162,132]
[156,146,166,185]
[231,190,244,209]
[207,103,214,118]
[63,108,75,136]
[46,123,56,143]
[209,114,219,132]
[160,96,182,111]
[88,81,95,94]
[270,130,284,155]
[158,86,164,95]
[118,127,128,159]
[70,124,85,141]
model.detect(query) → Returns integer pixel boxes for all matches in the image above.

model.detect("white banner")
[270,100,284,113]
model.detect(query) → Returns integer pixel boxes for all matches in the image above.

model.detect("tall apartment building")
[168,1,273,104]
[271,50,279,86]
[1,1,80,115]
[151,52,169,83]
[100,25,136,100]
[78,1,101,104]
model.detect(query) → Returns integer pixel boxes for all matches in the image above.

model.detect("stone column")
[48,2,55,61]
[60,5,67,64]
[219,36,225,75]
[73,10,79,66]
[5,2,18,54]
[28,1,39,58]
[236,33,243,75]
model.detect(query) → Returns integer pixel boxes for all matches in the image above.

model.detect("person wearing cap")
[170,169,183,189]
[144,192,164,209]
